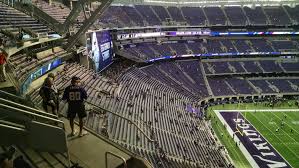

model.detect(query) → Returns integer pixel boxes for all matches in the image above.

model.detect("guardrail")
[105,151,127,168]
[0,96,71,167]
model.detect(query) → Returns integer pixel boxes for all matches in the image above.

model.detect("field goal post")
[233,110,248,137]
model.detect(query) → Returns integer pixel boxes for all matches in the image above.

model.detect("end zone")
[214,109,296,168]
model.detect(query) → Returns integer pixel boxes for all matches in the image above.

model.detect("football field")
[242,110,299,168]
[209,102,299,168]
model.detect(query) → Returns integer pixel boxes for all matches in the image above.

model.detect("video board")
[117,31,299,40]
[86,30,114,72]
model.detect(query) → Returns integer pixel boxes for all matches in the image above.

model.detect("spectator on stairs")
[0,50,7,82]
[39,77,58,115]
[62,76,88,137]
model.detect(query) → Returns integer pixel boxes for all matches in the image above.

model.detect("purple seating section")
[243,6,268,25]
[181,7,206,25]
[135,5,161,26]
[268,79,297,93]
[242,61,263,73]
[259,60,283,72]
[249,39,274,52]
[139,60,299,97]
[122,6,144,26]
[271,40,298,51]
[208,78,235,96]
[186,42,202,54]
[281,62,299,72]
[226,78,257,94]
[205,62,232,74]
[3,1,299,166]
[203,40,223,53]
[151,5,170,22]
[167,6,185,22]
[99,6,134,27]
[123,39,299,60]
[249,80,277,93]
[177,60,209,97]
[263,6,291,25]
[203,7,227,25]
[169,43,188,55]
[29,61,299,123]
[233,40,253,52]
[284,5,299,22]
[221,39,237,53]
[203,60,299,74]
[149,43,172,56]
[99,5,298,27]
[228,61,246,73]
[224,6,247,26]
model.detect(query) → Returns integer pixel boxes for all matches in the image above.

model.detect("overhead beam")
[64,0,113,51]
[62,0,88,33]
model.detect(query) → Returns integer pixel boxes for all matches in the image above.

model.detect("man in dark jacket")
[62,76,88,137]
[39,77,58,115]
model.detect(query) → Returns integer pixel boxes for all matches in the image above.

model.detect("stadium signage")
[117,31,299,40]
[144,51,299,63]
[220,112,291,168]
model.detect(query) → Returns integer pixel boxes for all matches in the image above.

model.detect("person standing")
[62,76,88,137]
[0,50,7,82]
[39,77,58,115]
[0,147,14,168]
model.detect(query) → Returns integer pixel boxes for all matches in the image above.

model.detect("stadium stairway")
[0,89,152,168]
[199,61,213,96]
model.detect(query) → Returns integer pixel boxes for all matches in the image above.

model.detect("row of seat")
[99,5,299,28]
[26,57,299,167]
[203,59,299,74]
[33,0,85,24]
[0,2,53,34]
[28,62,229,167]
[8,48,68,84]
[121,39,299,61]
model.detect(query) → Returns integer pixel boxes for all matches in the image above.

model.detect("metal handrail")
[0,97,58,119]
[105,151,127,168]
[85,101,155,142]
[0,99,63,127]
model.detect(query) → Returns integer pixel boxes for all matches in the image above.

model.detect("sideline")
[214,109,296,168]
[214,110,259,168]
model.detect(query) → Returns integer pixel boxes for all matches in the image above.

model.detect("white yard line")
[270,112,299,136]
[249,113,299,161]
[262,112,299,142]
[214,110,259,168]
[215,109,296,168]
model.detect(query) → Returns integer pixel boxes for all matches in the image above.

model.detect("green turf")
[208,101,299,168]
[242,111,299,168]
[209,108,252,168]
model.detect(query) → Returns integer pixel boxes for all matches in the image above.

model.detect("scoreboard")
[86,30,114,72]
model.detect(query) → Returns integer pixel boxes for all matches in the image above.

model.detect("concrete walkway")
[63,118,131,168]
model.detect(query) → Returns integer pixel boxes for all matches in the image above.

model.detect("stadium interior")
[0,0,299,167]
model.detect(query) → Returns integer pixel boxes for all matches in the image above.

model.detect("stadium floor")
[209,102,299,168]
[243,111,299,168]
